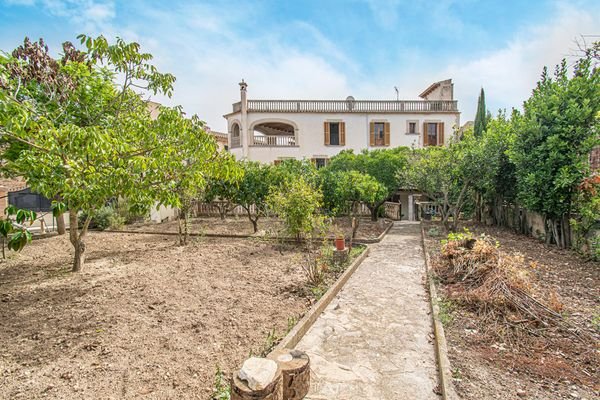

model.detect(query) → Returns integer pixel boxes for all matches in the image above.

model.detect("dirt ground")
[125,216,391,240]
[423,221,599,400]
[0,232,330,399]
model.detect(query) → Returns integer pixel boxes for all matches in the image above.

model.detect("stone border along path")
[296,222,440,399]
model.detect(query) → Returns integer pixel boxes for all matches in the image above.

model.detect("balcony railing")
[231,99,458,113]
[230,136,241,148]
[251,135,296,147]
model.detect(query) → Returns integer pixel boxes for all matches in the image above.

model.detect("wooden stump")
[267,349,310,400]
[231,360,283,400]
[333,248,349,265]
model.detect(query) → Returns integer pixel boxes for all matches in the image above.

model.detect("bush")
[80,206,124,231]
[114,198,148,224]
[267,176,325,240]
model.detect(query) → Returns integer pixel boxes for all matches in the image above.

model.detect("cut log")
[267,349,310,400]
[231,357,283,400]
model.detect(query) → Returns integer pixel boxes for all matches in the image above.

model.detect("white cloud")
[10,0,116,32]
[441,2,600,121]
[4,0,597,130]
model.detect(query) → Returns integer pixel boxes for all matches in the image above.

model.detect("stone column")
[408,194,414,221]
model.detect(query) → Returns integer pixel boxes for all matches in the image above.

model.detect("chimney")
[239,80,249,157]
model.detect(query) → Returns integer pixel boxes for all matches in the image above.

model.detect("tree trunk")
[69,210,90,272]
[246,208,259,233]
[177,209,187,246]
[474,193,482,223]
[56,213,66,235]
[1,237,5,260]
[351,216,359,240]
[72,239,86,272]
[184,210,190,245]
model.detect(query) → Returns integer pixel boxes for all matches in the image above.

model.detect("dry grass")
[433,231,594,344]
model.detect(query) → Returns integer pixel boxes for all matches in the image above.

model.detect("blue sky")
[1,0,599,130]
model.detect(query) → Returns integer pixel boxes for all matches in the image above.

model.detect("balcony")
[251,135,296,147]
[231,99,458,114]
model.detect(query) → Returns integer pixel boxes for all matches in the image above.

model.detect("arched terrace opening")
[251,120,297,147]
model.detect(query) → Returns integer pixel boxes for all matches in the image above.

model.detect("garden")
[0,33,598,400]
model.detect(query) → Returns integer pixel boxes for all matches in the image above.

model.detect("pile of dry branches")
[434,234,590,341]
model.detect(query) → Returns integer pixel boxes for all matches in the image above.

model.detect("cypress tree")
[474,88,488,136]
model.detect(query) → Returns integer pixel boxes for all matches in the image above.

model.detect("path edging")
[271,245,372,353]
[103,219,394,244]
[420,225,460,400]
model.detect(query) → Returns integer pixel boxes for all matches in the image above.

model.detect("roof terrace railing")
[231,99,458,113]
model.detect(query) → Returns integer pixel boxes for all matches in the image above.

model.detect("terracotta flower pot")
[335,237,345,251]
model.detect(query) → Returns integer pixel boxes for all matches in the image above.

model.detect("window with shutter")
[314,158,328,169]
[340,122,346,146]
[426,123,438,146]
[372,122,386,146]
[370,122,375,146]
[324,122,330,145]
[407,120,419,135]
[329,123,340,145]
[384,122,390,146]
[437,122,445,146]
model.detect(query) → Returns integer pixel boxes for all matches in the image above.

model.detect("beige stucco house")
[224,79,460,165]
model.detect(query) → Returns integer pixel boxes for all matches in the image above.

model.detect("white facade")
[224,79,460,164]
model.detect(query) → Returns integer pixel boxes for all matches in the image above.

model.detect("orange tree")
[0,35,177,271]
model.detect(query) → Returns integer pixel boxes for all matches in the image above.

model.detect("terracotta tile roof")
[0,177,27,192]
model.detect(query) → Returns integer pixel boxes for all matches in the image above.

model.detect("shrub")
[267,176,325,241]
[80,206,124,231]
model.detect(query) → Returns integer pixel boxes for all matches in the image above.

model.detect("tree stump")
[333,248,349,265]
[267,349,310,400]
[231,357,283,400]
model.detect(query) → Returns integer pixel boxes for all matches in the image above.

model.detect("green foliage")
[80,206,125,231]
[0,205,36,253]
[442,227,474,244]
[267,176,325,240]
[211,366,230,400]
[474,87,489,137]
[399,139,479,231]
[325,147,409,219]
[113,197,148,225]
[427,227,440,237]
[473,112,518,207]
[509,57,599,246]
[233,161,274,232]
[571,176,600,260]
[272,159,319,188]
[592,308,600,333]
[143,107,242,245]
[321,170,387,216]
[0,34,177,270]
[437,297,455,327]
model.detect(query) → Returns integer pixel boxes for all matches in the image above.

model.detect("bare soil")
[423,221,600,400]
[125,216,391,240]
[0,232,332,399]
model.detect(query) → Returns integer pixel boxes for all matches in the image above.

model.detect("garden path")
[296,222,439,399]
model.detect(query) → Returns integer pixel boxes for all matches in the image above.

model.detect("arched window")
[230,123,241,147]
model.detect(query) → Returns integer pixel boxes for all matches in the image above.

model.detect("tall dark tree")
[474,88,488,136]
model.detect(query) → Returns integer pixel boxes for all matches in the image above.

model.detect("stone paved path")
[296,222,439,399]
